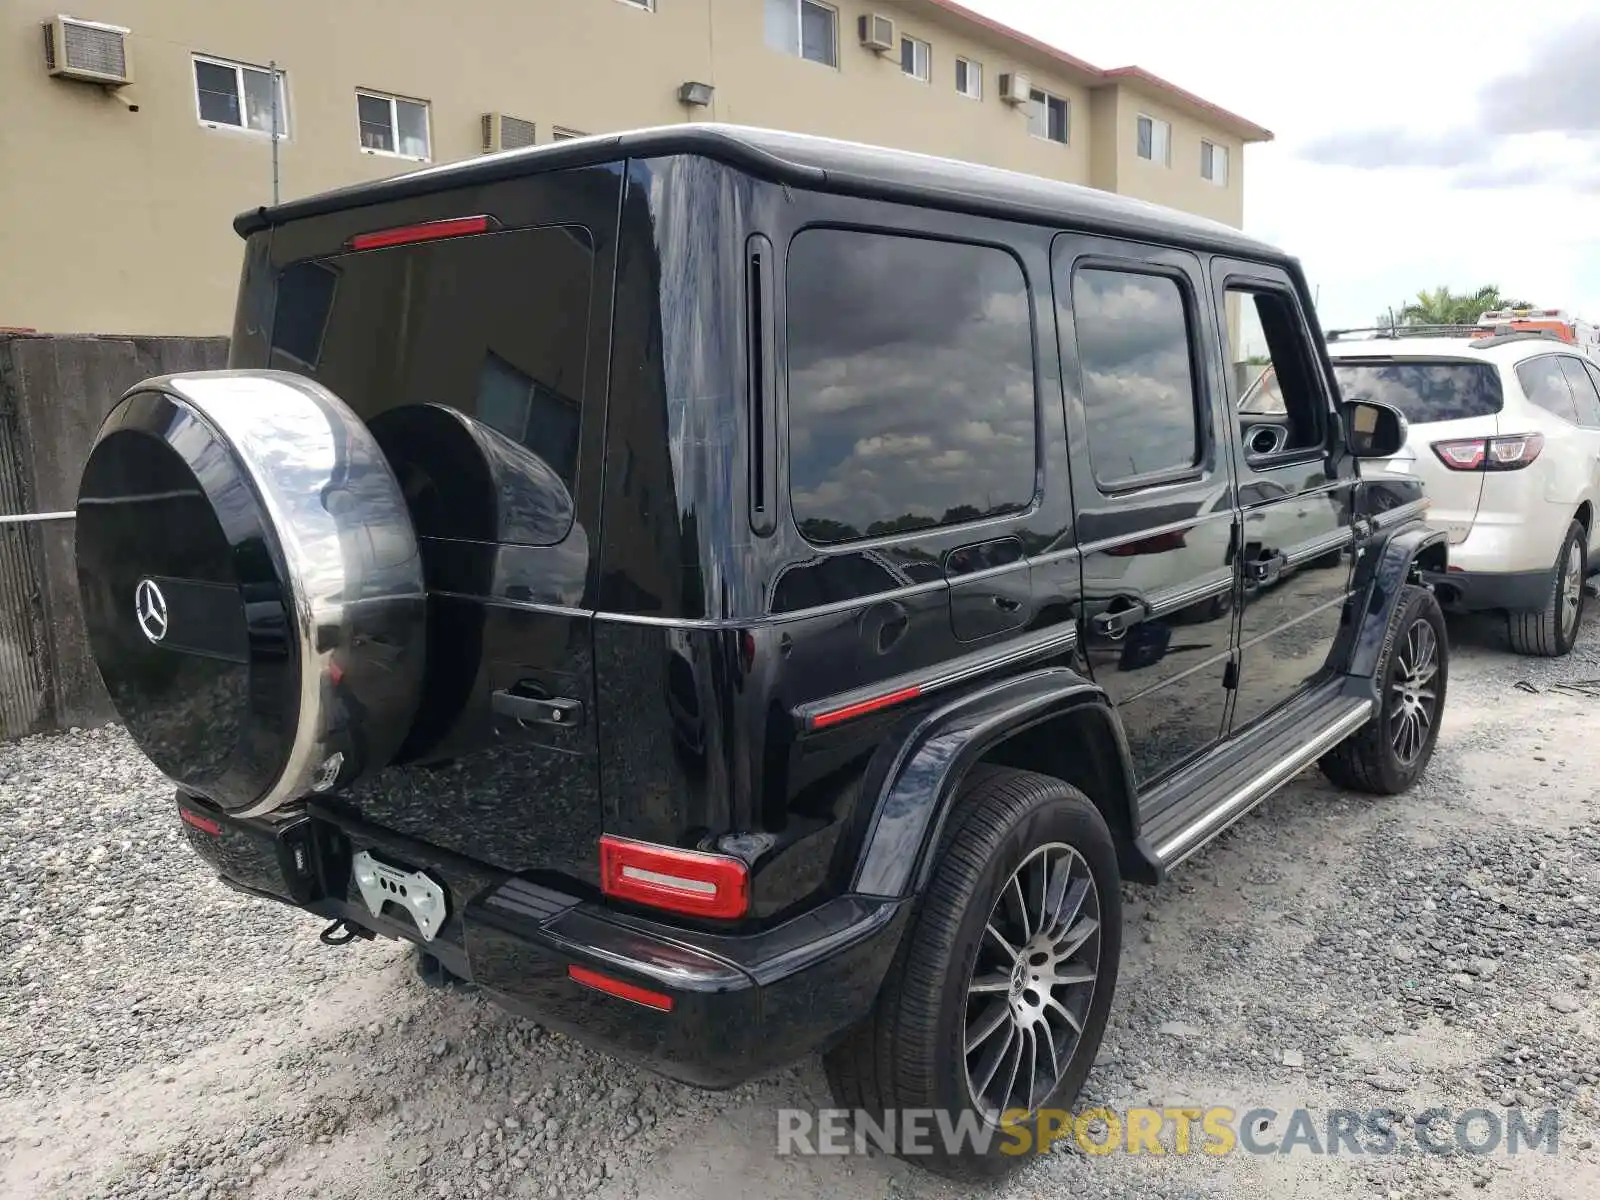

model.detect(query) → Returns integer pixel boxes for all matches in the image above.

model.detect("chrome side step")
[1151,698,1373,871]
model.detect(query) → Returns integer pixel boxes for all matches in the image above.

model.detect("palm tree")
[1380,285,1533,329]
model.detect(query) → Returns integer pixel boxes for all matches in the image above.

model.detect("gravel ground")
[3,610,1598,1200]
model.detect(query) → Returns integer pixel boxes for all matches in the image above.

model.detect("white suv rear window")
[1330,360,1503,424]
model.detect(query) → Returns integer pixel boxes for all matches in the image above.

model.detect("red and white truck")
[1474,308,1600,363]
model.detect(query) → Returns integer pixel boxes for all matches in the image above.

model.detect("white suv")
[1243,329,1600,656]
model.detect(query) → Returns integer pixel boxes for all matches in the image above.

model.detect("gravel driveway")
[3,612,1598,1200]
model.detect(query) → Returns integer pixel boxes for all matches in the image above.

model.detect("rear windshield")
[267,225,596,491]
[1330,360,1503,423]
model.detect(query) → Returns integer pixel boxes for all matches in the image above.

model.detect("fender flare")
[1347,521,1448,682]
[849,667,1137,899]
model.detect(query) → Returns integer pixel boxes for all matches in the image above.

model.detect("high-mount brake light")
[1431,433,1543,471]
[599,836,750,919]
[346,215,497,251]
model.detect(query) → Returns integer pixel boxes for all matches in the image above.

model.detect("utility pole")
[269,60,281,205]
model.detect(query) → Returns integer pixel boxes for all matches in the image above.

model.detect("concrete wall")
[0,334,228,738]
[0,0,1263,337]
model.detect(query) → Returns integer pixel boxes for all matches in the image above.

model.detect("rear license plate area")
[352,850,449,941]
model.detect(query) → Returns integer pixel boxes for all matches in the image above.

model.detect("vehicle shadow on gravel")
[4,682,1598,1200]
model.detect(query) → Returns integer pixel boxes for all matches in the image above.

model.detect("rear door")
[1557,358,1600,558]
[237,167,623,881]
[1213,260,1354,732]
[1055,236,1241,788]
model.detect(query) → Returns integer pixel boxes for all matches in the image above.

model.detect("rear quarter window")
[1330,360,1503,423]
[784,229,1037,546]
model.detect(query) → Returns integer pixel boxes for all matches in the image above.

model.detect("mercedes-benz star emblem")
[135,578,169,644]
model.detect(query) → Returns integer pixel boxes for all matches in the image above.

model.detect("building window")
[955,56,982,99]
[616,0,655,8]
[785,230,1037,545]
[1136,114,1171,165]
[900,35,930,82]
[1027,89,1069,144]
[765,0,838,67]
[193,55,286,138]
[551,126,587,141]
[357,90,430,160]
[1202,140,1229,185]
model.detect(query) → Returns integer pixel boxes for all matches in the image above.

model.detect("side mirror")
[1341,398,1408,459]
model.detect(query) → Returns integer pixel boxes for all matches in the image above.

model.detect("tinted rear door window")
[1557,357,1600,427]
[785,229,1037,545]
[1330,360,1504,423]
[1072,268,1202,485]
[1516,357,1580,424]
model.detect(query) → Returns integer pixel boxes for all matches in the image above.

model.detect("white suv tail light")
[1430,433,1544,471]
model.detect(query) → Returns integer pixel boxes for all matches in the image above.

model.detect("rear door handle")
[492,689,584,728]
[1247,553,1288,583]
[1092,605,1148,638]
[993,595,1022,613]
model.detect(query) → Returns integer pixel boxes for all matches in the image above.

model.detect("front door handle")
[992,595,1022,613]
[492,689,584,728]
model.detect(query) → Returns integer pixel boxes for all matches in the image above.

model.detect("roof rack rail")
[1325,324,1482,342]
[1468,330,1567,350]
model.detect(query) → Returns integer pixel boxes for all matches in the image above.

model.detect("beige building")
[0,0,1271,336]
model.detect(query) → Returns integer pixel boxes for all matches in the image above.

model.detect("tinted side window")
[1557,357,1600,428]
[786,229,1036,545]
[1516,357,1580,424]
[1072,268,1201,485]
[1584,362,1600,426]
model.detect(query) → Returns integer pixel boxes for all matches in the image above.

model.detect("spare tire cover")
[75,370,427,817]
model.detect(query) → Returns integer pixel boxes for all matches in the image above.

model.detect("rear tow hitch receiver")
[320,918,374,946]
[352,850,449,941]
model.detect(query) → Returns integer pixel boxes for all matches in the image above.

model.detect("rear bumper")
[1424,567,1551,614]
[176,795,908,1088]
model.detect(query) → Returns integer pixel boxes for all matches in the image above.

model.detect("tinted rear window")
[1330,360,1503,423]
[267,225,595,491]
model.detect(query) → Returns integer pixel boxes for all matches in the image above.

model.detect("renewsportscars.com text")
[777,1106,1563,1158]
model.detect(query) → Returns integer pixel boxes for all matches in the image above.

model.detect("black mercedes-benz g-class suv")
[75,125,1446,1177]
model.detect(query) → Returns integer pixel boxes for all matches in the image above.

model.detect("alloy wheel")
[963,842,1101,1124]
[1560,541,1584,639]
[1390,619,1439,765]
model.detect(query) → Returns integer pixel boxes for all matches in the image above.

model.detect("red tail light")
[1431,433,1544,471]
[179,808,221,836]
[599,835,749,919]
[567,964,674,1011]
[346,215,497,251]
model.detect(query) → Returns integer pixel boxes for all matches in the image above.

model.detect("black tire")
[1507,521,1587,657]
[1320,584,1447,794]
[823,765,1121,1180]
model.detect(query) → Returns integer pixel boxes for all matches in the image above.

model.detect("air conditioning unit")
[998,72,1032,105]
[481,112,537,154]
[858,13,896,52]
[42,15,132,86]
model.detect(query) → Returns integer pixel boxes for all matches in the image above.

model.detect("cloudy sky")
[966,0,1600,332]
